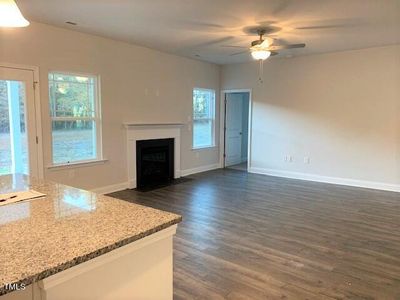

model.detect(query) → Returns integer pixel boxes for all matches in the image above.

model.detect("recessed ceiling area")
[17,0,400,64]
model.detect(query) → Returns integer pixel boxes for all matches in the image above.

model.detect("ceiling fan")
[223,28,306,61]
[220,27,306,83]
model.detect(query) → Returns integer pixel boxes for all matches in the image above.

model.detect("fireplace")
[136,138,174,189]
[125,123,182,189]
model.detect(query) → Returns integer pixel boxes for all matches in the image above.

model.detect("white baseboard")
[248,167,400,192]
[91,164,220,193]
[91,182,129,194]
[181,163,220,177]
[90,167,400,194]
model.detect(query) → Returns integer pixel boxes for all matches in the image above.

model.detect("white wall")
[222,45,400,189]
[0,22,220,190]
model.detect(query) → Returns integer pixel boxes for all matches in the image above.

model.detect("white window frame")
[48,71,103,166]
[192,87,216,150]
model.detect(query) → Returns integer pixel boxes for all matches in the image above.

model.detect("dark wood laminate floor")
[109,169,400,300]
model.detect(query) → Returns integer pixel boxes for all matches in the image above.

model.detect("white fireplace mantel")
[124,123,184,129]
[125,123,184,189]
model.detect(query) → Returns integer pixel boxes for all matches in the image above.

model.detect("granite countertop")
[0,174,182,296]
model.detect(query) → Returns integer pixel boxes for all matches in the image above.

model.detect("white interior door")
[0,67,39,177]
[225,93,243,166]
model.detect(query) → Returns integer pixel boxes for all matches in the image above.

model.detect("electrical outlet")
[285,155,293,162]
[304,157,310,164]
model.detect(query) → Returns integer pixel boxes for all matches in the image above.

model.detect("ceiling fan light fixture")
[0,0,29,27]
[251,49,271,60]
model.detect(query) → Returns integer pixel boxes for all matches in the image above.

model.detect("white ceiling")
[17,0,400,65]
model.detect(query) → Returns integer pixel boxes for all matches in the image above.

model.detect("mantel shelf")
[124,123,184,129]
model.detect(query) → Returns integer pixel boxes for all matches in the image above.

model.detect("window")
[48,72,102,164]
[192,88,215,149]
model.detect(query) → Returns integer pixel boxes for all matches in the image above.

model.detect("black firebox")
[136,138,174,189]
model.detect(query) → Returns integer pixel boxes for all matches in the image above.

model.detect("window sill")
[192,145,217,151]
[47,159,108,170]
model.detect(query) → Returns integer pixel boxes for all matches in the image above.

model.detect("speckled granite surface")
[0,174,181,296]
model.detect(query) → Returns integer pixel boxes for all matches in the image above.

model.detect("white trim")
[40,225,177,290]
[47,159,108,170]
[192,143,216,150]
[95,162,220,190]
[48,70,100,78]
[32,66,44,179]
[124,123,184,129]
[191,145,217,151]
[91,181,129,194]
[249,167,400,192]
[220,89,253,170]
[48,71,104,165]
[0,62,44,179]
[181,163,220,177]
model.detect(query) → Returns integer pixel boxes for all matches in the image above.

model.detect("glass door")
[0,67,38,176]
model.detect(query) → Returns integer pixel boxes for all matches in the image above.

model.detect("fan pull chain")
[258,59,264,83]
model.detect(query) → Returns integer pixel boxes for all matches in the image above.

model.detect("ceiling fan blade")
[295,18,365,30]
[179,37,235,53]
[270,51,279,56]
[197,36,234,47]
[297,24,350,30]
[268,43,305,50]
[183,21,225,29]
[269,38,289,46]
[221,45,248,48]
[230,51,249,56]
[194,22,224,28]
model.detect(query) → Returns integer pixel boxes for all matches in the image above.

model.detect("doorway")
[0,66,40,177]
[221,90,251,172]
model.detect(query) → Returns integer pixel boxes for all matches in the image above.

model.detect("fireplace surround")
[125,123,183,189]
